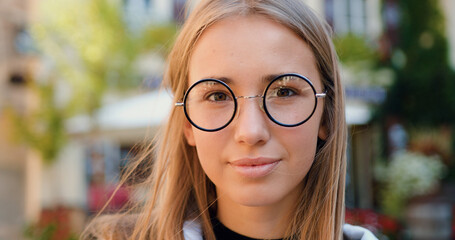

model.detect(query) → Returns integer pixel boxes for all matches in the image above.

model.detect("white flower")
[377,151,446,199]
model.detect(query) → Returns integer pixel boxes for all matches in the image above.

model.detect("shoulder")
[182,221,378,240]
[343,223,378,240]
[183,220,204,240]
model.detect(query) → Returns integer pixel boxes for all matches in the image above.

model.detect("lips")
[229,157,281,178]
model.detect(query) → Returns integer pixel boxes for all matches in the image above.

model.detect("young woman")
[84,0,377,239]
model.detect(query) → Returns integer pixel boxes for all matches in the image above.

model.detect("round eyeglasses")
[175,73,326,132]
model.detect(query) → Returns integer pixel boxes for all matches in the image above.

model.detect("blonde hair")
[83,0,346,239]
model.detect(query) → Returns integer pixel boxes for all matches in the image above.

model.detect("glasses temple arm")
[315,90,327,98]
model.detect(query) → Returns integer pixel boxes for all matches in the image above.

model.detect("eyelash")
[269,87,299,98]
[206,91,232,102]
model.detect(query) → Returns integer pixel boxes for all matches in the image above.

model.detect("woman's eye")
[207,92,230,101]
[275,87,296,97]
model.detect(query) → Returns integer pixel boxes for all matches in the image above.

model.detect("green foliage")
[6,80,67,165]
[141,24,179,54]
[24,222,77,240]
[380,0,455,126]
[8,0,177,164]
[32,0,176,114]
[334,34,394,88]
[24,223,58,240]
[334,34,378,64]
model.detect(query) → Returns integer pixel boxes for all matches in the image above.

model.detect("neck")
[216,188,300,239]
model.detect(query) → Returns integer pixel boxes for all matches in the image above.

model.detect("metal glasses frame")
[175,73,326,132]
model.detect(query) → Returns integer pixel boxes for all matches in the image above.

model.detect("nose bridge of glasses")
[235,94,265,112]
[236,94,263,100]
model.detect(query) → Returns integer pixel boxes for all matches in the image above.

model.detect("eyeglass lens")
[185,80,236,131]
[183,74,318,131]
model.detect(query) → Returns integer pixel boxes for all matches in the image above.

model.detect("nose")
[233,97,270,146]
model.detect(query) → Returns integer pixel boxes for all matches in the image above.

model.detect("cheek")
[295,113,322,143]
[191,131,229,173]
[289,129,318,159]
[281,117,321,166]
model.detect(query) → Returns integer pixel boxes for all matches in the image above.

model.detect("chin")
[228,189,287,207]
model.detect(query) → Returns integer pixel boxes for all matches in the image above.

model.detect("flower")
[375,151,446,217]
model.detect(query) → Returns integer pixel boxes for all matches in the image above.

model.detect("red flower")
[345,208,401,235]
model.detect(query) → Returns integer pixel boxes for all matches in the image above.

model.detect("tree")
[8,0,176,164]
[381,0,455,126]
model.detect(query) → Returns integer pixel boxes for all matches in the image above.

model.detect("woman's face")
[184,15,326,209]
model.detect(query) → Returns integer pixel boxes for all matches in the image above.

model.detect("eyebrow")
[202,72,292,85]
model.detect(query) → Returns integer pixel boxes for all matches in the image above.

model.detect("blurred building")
[0,0,177,239]
[442,0,455,70]
[319,0,384,209]
[0,0,39,239]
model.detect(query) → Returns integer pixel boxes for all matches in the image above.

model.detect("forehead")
[188,14,321,90]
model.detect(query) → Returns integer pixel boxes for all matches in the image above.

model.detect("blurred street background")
[0,0,454,239]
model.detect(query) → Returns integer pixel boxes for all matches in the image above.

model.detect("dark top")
[210,217,283,240]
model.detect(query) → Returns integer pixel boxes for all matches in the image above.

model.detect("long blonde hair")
[84,0,346,239]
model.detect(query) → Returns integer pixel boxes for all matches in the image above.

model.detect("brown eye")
[208,92,230,101]
[275,87,296,97]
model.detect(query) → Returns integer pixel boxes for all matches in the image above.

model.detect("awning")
[66,89,173,134]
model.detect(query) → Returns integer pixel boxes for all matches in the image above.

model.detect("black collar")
[210,217,284,240]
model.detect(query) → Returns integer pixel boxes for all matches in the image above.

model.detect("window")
[326,0,367,35]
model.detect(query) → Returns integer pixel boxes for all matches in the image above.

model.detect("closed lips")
[229,158,281,178]
[230,157,281,166]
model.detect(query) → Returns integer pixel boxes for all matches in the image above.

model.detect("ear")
[318,120,328,141]
[183,120,196,146]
